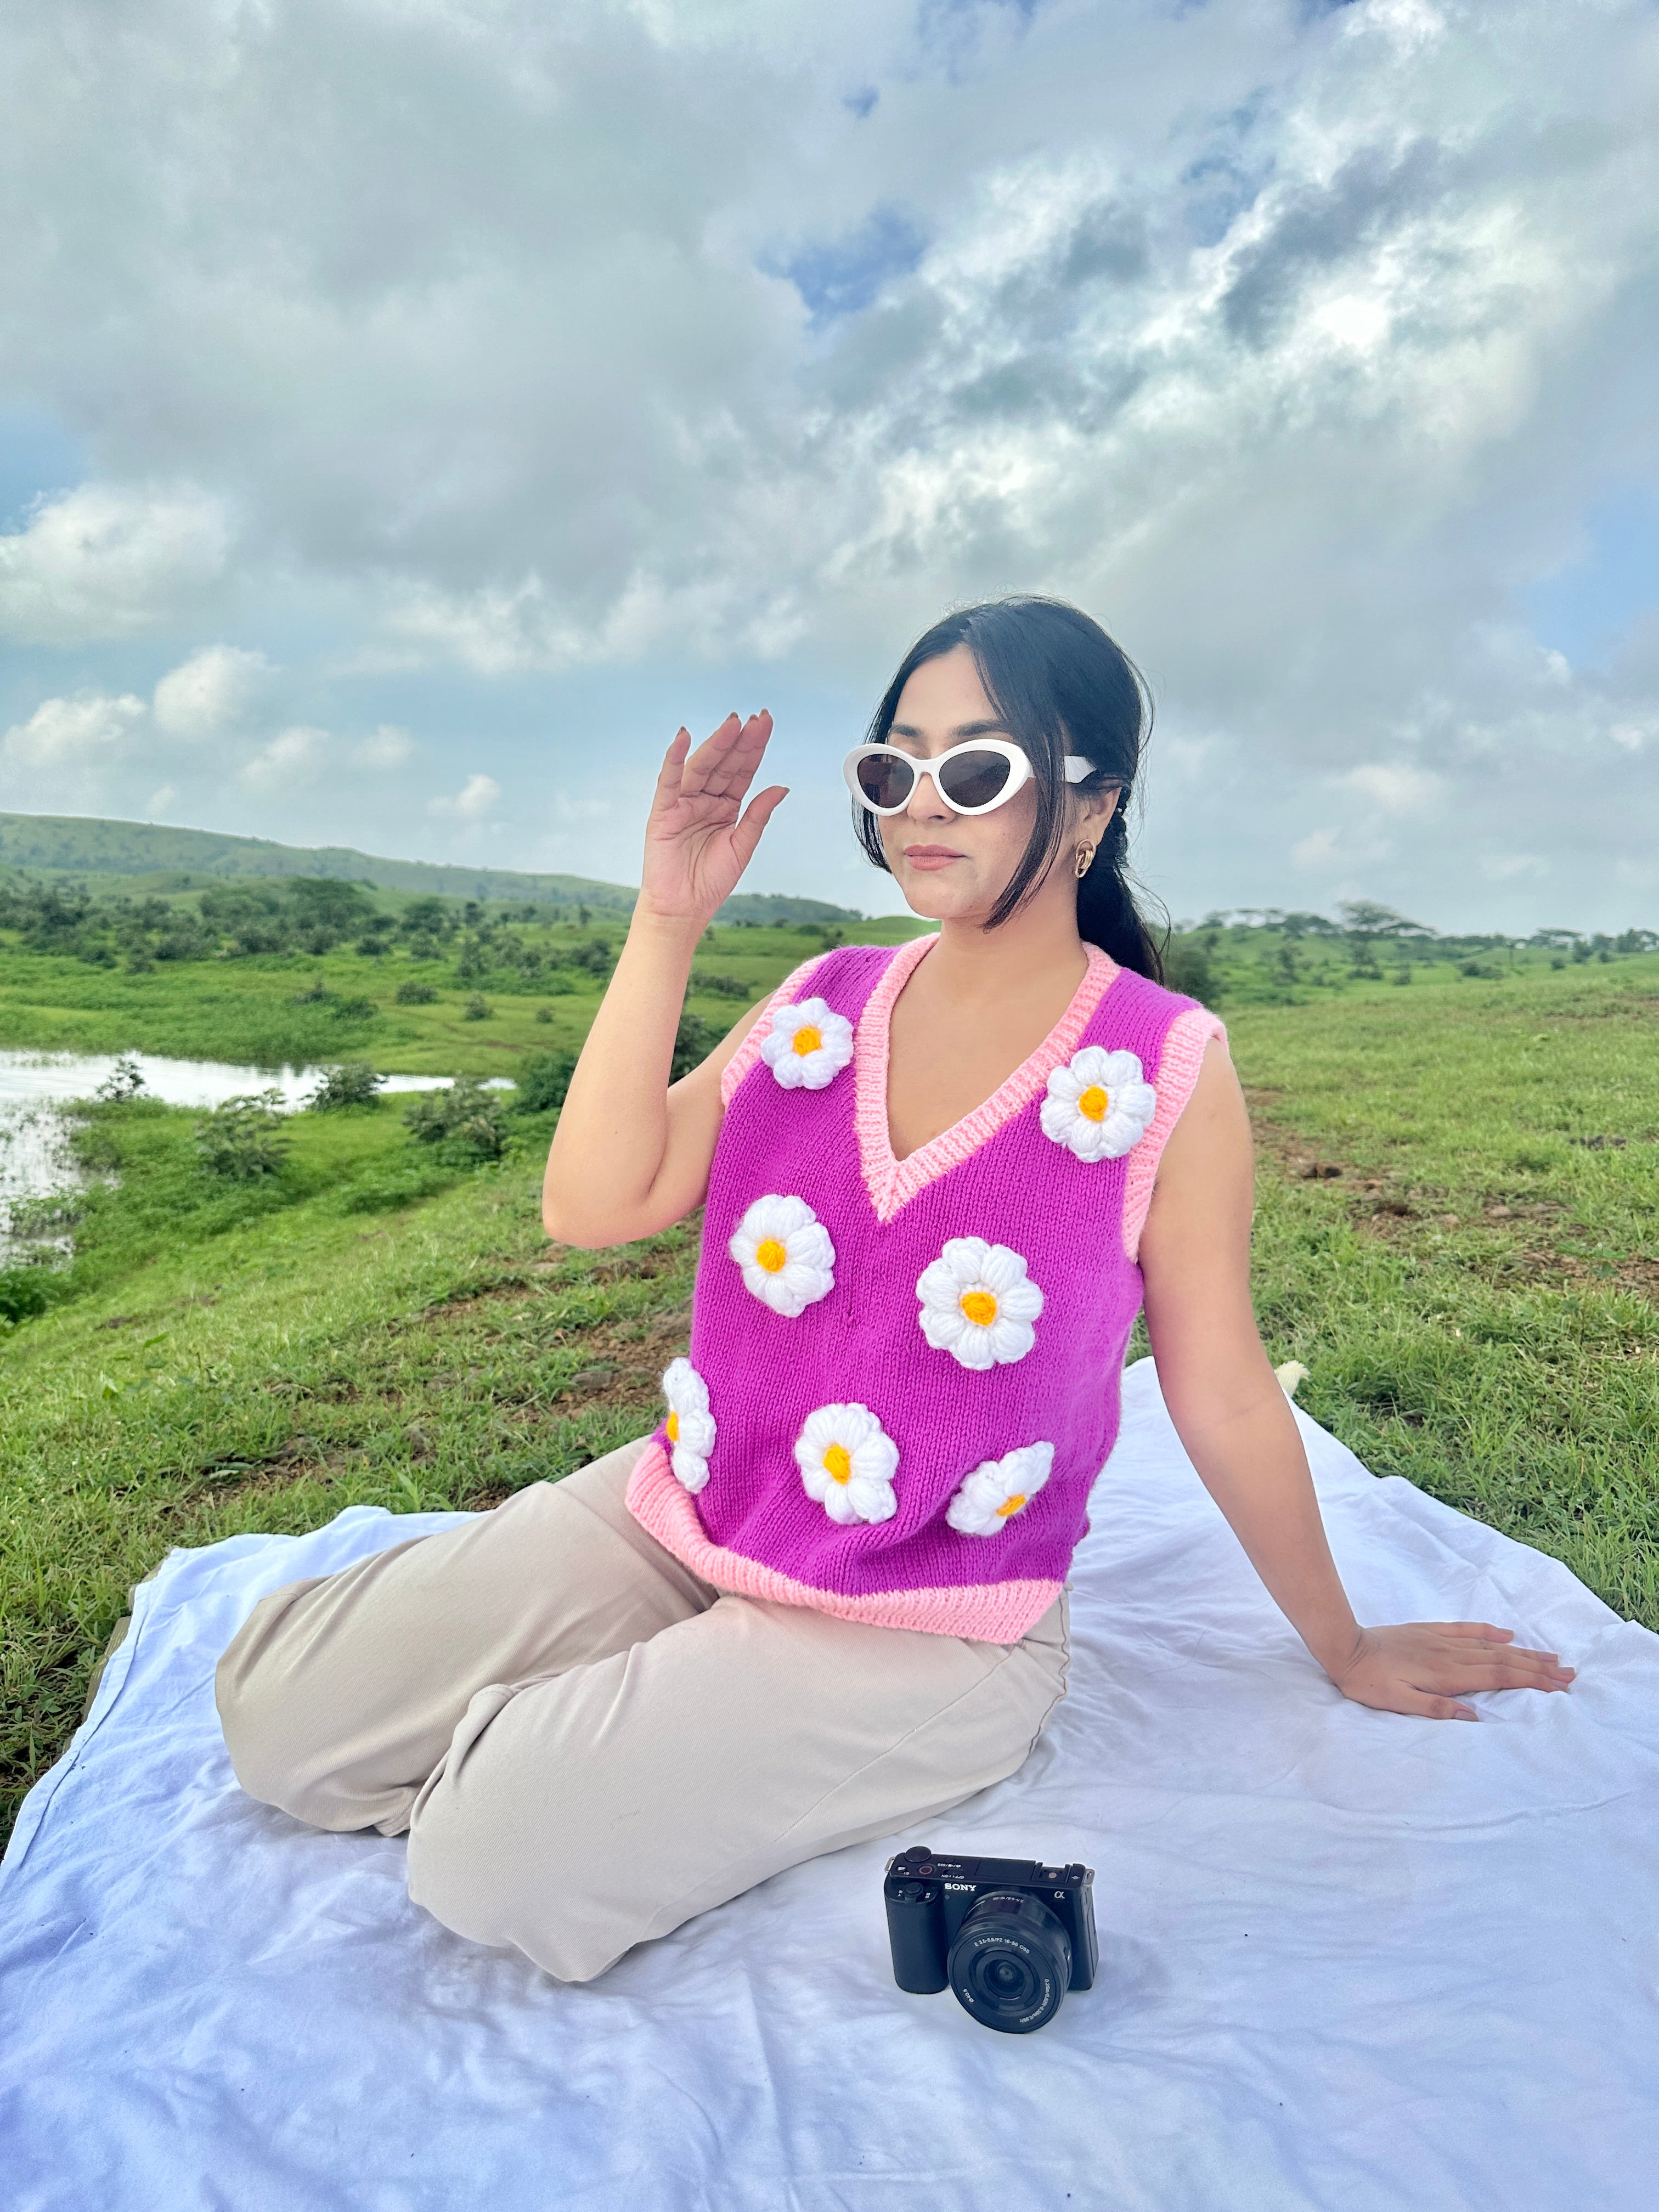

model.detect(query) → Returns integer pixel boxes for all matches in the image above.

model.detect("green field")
[2,940,1656,1847]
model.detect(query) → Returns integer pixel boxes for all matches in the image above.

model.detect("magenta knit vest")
[625,935,1224,1641]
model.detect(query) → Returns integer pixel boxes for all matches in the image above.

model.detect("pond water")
[0,1050,515,1261]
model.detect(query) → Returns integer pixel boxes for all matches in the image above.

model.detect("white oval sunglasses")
[842,739,1097,818]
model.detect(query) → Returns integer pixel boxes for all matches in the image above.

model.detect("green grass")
[2,950,1656,1850]
[0,915,928,1071]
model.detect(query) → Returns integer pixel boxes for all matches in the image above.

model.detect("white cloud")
[1482,854,1549,882]
[1291,826,1341,872]
[353,724,414,770]
[428,772,501,820]
[0,484,228,644]
[1341,762,1444,815]
[145,783,179,817]
[0,0,1656,924]
[152,645,270,739]
[2,690,147,768]
[239,726,329,794]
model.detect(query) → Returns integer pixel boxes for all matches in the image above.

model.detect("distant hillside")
[0,812,859,926]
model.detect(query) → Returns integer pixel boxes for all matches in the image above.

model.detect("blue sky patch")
[774,205,928,324]
[1523,489,1659,668]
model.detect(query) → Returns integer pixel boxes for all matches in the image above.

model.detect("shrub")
[403,1078,508,1161]
[307,1062,385,1111]
[395,980,438,1005]
[95,1055,146,1103]
[691,970,754,1000]
[462,994,491,1022]
[195,1091,290,1180]
[292,977,331,1004]
[671,1011,724,1081]
[534,1004,554,1024]
[516,1050,578,1113]
[331,996,378,1021]
[1160,937,1216,1003]
[0,1267,55,1324]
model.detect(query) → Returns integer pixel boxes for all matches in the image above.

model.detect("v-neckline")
[850,934,1119,1223]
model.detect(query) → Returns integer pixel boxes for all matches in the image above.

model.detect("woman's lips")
[903,845,963,872]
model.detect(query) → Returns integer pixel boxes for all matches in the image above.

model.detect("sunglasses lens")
[936,748,1014,810]
[855,753,917,810]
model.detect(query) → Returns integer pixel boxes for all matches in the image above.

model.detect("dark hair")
[855,596,1164,981]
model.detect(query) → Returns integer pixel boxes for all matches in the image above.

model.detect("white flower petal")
[996,1276,1045,1324]
[729,1194,836,1317]
[792,1402,900,1525]
[1040,1045,1157,1162]
[946,1443,1053,1536]
[915,1237,1043,1368]
[761,997,855,1092]
[920,1308,966,1354]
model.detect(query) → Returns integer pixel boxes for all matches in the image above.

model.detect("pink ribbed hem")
[853,937,1120,1223]
[718,954,830,1108]
[1121,1006,1228,1261]
[625,1442,1063,1644]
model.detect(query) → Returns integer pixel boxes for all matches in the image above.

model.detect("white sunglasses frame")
[842,739,1096,818]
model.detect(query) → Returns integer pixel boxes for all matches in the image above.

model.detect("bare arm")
[1138,1041,1575,1719]
[542,712,786,1248]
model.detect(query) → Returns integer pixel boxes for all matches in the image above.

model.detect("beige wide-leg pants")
[216,1437,1071,1983]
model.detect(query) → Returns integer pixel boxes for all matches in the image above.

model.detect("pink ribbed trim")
[718,954,829,1108]
[626,1442,1062,1644]
[1121,1006,1229,1262]
[853,936,1119,1223]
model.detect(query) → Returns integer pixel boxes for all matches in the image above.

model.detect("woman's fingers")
[684,710,772,803]
[727,783,789,872]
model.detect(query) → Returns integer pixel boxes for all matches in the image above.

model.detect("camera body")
[884,1846,1098,2034]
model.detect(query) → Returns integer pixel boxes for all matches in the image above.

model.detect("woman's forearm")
[1164,1374,1362,1678]
[541,906,705,1244]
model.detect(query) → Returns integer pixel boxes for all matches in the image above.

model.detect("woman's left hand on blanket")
[1329,1623,1575,1720]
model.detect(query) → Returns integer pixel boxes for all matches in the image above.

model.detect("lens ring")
[852,750,917,812]
[947,1892,1071,2034]
[935,747,1016,812]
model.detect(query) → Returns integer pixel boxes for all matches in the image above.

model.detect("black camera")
[883,1845,1098,2034]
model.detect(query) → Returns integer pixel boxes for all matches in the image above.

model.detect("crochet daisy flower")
[916,1237,1045,1370]
[761,996,855,1091]
[946,1442,1054,1537]
[1040,1046,1157,1163]
[794,1402,900,1526]
[661,1357,716,1493]
[729,1193,836,1317]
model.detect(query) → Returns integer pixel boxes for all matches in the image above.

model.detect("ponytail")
[1076,796,1164,983]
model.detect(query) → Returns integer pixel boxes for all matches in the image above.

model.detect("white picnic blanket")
[3,1359,1656,2210]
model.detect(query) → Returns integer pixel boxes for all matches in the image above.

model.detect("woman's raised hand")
[1328,1621,1575,1721]
[639,712,788,926]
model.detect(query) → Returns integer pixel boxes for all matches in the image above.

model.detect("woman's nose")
[903,766,954,821]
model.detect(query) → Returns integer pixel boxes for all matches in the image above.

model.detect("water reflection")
[0,1051,515,1260]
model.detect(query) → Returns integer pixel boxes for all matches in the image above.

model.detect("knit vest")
[625,934,1225,1642]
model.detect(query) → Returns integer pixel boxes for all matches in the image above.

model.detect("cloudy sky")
[2,0,1657,930]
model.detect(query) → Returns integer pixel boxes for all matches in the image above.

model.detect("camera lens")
[947,1892,1071,2034]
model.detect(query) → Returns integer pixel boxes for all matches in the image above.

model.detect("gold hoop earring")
[1074,842,1097,879]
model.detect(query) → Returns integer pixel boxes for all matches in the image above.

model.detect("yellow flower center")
[666,1410,680,1442]
[960,1289,998,1327]
[1077,1084,1110,1122]
[995,1492,1027,1519]
[792,1024,823,1057]
[823,1442,853,1484]
[755,1237,789,1273]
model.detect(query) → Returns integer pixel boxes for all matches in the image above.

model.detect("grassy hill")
[0,811,859,927]
[2,950,1657,1844]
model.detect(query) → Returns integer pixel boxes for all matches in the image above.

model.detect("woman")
[217,596,1572,1983]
